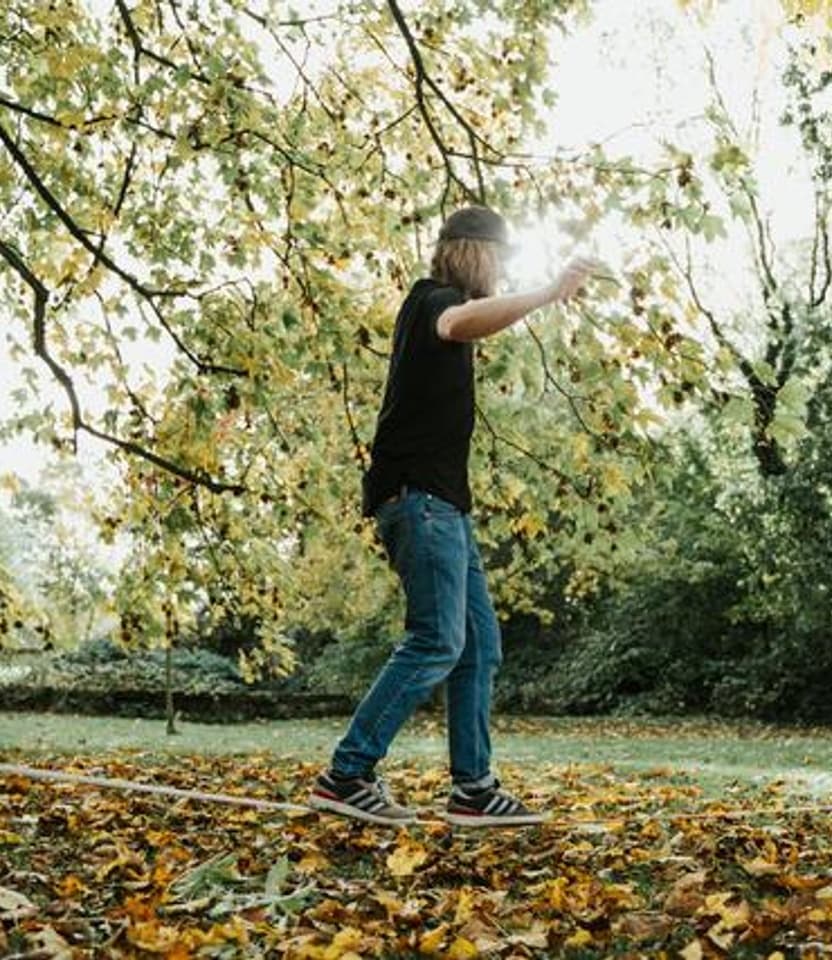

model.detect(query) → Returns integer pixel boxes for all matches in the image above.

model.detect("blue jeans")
[330,489,503,786]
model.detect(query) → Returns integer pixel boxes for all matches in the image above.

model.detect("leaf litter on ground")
[1,746,832,958]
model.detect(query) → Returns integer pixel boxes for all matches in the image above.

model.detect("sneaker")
[309,771,417,826]
[445,779,546,827]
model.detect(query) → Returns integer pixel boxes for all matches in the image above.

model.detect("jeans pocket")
[421,494,459,522]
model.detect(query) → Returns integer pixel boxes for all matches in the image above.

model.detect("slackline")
[2,762,832,827]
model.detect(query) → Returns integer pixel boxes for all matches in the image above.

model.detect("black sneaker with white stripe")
[309,771,417,825]
[446,779,546,827]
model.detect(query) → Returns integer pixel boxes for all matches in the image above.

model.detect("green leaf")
[751,359,779,387]
[722,396,755,426]
[700,213,726,241]
[768,411,808,445]
[778,376,811,412]
[265,855,290,896]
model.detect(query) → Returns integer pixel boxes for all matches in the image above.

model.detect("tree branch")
[385,0,482,204]
[339,361,368,473]
[0,241,82,449]
[812,196,831,309]
[0,240,246,495]
[523,320,599,437]
[475,401,591,498]
[0,121,181,299]
[115,0,210,86]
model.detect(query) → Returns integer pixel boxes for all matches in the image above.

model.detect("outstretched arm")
[436,257,599,342]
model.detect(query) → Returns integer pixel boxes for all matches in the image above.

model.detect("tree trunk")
[165,644,178,735]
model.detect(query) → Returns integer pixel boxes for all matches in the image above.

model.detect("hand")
[551,256,607,303]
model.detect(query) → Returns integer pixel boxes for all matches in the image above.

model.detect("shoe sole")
[309,792,417,826]
[444,811,548,828]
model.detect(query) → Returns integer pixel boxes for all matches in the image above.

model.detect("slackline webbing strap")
[2,762,831,827]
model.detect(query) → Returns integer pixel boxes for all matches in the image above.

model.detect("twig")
[523,320,598,437]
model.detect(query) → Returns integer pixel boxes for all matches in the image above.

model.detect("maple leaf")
[386,836,429,877]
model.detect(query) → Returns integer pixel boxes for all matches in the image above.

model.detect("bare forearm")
[437,256,601,342]
[437,282,559,342]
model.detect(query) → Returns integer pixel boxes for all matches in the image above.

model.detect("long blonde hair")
[430,237,501,300]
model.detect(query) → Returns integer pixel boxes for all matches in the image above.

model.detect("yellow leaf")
[601,461,630,497]
[373,889,405,919]
[572,432,591,467]
[707,925,735,951]
[513,512,544,538]
[55,874,88,897]
[454,887,475,924]
[502,474,526,502]
[127,919,181,951]
[386,838,428,877]
[564,928,592,948]
[323,927,363,959]
[544,876,569,911]
[718,899,751,929]
[418,923,449,955]
[297,850,330,873]
[446,937,478,959]
[679,940,703,960]
[741,857,780,878]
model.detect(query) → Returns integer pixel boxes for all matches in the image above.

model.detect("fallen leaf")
[741,856,780,878]
[25,925,73,960]
[613,911,674,940]
[297,849,330,873]
[447,936,478,959]
[386,837,428,877]
[323,926,364,960]
[55,874,88,897]
[457,917,503,954]
[664,871,707,916]
[454,886,476,924]
[506,923,549,948]
[679,938,703,960]
[0,886,37,921]
[419,923,449,955]
[372,889,405,920]
[706,925,735,951]
[564,927,593,948]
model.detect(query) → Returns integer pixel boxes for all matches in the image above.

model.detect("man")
[310,206,597,826]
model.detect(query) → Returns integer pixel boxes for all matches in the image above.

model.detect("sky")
[512,0,811,284]
[0,0,817,497]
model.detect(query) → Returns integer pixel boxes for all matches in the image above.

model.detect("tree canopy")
[1,0,829,670]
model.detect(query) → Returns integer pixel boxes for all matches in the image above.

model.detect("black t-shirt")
[362,278,473,516]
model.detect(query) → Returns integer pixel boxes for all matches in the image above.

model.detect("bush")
[46,638,244,693]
